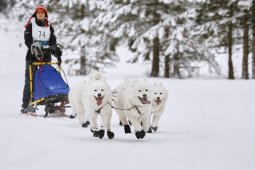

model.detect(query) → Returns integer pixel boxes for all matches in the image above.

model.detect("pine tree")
[0,0,8,12]
[241,9,249,79]
[48,0,119,75]
[196,0,237,79]
[252,0,255,79]
[96,0,219,78]
[227,3,235,79]
[0,0,15,13]
[11,0,119,75]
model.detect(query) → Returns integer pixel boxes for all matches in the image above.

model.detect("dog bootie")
[93,129,105,139]
[147,127,152,133]
[151,126,158,132]
[69,114,76,119]
[135,130,146,139]
[124,125,131,134]
[107,131,114,139]
[82,122,88,128]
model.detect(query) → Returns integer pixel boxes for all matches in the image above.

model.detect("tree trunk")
[173,52,181,79]
[252,1,255,79]
[227,6,234,79]
[164,55,170,78]
[80,47,86,75]
[151,37,160,77]
[242,9,249,79]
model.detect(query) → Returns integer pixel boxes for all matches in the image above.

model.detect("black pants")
[22,61,37,108]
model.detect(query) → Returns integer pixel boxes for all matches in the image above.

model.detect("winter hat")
[25,5,49,28]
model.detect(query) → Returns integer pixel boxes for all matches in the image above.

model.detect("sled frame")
[29,61,60,106]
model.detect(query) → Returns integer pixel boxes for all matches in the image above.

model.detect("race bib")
[31,18,50,42]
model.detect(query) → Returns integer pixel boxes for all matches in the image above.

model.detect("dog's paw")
[93,129,105,139]
[147,127,152,133]
[119,121,123,126]
[107,131,115,139]
[86,121,90,125]
[151,126,158,132]
[69,114,76,119]
[82,122,88,128]
[124,125,131,134]
[135,130,146,139]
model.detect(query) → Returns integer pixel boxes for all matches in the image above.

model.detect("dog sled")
[28,42,70,117]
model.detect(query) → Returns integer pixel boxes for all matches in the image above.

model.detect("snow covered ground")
[1,26,255,170]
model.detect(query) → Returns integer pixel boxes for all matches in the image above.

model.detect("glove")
[43,48,51,60]
[50,44,57,55]
[50,45,62,57]
[55,46,62,57]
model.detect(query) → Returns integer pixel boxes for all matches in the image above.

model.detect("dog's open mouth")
[138,97,151,104]
[155,99,161,105]
[95,96,104,106]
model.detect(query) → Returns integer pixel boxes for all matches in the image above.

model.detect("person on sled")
[21,5,62,113]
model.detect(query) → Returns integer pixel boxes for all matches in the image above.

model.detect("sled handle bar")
[30,61,59,66]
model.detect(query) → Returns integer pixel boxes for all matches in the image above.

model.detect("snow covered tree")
[47,0,119,75]
[0,0,8,12]
[0,0,15,14]
[95,0,219,78]
[12,0,47,19]
[11,0,119,75]
[161,2,220,78]
[196,0,242,79]
[235,0,254,79]
[196,0,255,79]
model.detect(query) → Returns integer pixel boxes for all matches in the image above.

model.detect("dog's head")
[128,81,152,106]
[88,80,111,106]
[152,82,168,106]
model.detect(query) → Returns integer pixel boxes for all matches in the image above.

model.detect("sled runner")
[28,43,70,117]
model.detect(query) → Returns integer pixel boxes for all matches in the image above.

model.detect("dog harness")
[95,103,111,114]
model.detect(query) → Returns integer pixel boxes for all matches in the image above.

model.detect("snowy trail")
[1,28,255,170]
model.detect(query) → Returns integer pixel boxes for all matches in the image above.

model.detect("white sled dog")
[148,82,168,133]
[69,72,114,139]
[85,72,114,139]
[113,80,152,139]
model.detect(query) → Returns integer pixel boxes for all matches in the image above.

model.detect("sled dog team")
[69,72,168,140]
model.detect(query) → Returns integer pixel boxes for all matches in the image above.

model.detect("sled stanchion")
[29,64,33,100]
